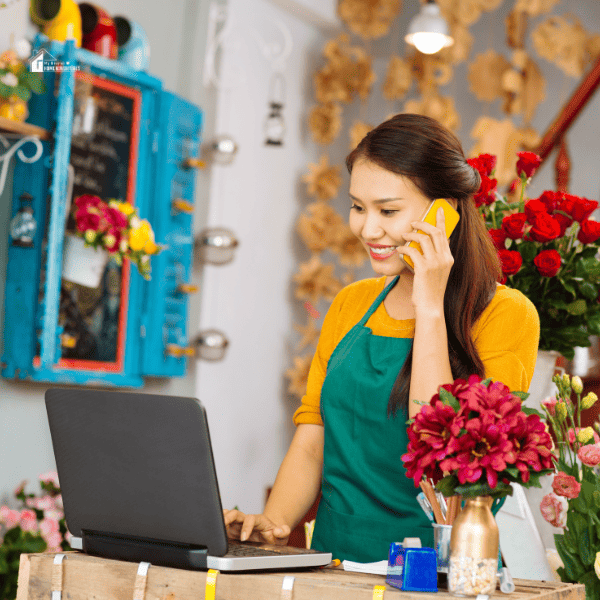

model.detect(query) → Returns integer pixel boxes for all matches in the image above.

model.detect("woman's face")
[349,159,432,277]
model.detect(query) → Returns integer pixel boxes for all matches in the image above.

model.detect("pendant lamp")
[405,0,454,55]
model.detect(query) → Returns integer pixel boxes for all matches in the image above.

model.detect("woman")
[224,113,540,562]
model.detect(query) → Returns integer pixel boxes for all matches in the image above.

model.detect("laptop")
[44,388,332,571]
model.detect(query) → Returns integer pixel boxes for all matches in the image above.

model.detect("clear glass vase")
[448,496,499,597]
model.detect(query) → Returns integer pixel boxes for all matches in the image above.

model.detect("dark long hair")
[346,113,501,415]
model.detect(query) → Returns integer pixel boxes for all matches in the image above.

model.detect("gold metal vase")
[448,496,499,597]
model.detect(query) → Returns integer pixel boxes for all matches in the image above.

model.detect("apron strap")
[357,276,400,326]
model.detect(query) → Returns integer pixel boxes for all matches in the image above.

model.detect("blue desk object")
[386,542,438,593]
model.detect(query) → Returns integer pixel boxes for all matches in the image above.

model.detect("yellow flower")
[144,240,159,255]
[582,392,598,410]
[577,427,595,444]
[84,229,96,243]
[555,402,568,420]
[571,376,583,394]
[595,551,600,580]
[129,219,152,251]
[109,199,135,216]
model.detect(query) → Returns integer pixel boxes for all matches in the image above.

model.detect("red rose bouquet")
[469,152,600,360]
[73,194,161,280]
[402,375,555,499]
[538,374,600,599]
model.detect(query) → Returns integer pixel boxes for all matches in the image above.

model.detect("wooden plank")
[15,553,30,600]
[0,115,51,139]
[17,552,586,600]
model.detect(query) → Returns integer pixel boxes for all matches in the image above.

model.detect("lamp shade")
[114,16,150,71]
[405,1,453,55]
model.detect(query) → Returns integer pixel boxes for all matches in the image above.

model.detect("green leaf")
[570,512,588,536]
[555,534,585,580]
[521,406,545,418]
[558,277,577,297]
[578,527,594,567]
[512,391,530,402]
[565,299,587,316]
[0,556,8,574]
[438,388,460,411]
[453,480,512,499]
[578,281,599,301]
[11,84,31,102]
[0,80,11,98]
[562,530,578,554]
[435,475,459,498]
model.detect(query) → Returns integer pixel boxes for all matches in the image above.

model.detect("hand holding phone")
[401,198,460,271]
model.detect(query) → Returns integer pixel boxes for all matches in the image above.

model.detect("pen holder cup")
[433,523,452,573]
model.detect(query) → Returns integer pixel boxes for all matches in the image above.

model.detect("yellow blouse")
[293,277,540,426]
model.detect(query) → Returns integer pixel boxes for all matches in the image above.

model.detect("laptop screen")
[45,388,229,556]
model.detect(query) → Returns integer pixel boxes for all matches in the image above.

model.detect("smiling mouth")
[367,245,398,260]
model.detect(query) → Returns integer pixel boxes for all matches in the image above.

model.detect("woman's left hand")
[396,207,454,314]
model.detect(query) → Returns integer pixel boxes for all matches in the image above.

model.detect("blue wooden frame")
[1,35,202,387]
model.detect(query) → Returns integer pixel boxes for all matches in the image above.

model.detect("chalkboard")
[58,71,141,370]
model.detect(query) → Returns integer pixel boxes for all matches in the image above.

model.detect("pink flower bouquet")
[539,374,600,599]
[401,375,554,499]
[0,473,71,600]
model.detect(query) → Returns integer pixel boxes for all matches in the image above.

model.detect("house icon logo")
[27,49,78,73]
[29,49,57,72]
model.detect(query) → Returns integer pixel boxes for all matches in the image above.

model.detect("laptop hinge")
[81,529,209,570]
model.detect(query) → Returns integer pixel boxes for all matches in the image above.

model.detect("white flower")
[15,39,32,60]
[595,551,600,580]
[1,72,18,87]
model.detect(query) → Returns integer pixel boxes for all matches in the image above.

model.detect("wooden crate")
[17,551,586,600]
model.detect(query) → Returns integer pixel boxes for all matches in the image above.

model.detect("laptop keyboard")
[225,541,288,557]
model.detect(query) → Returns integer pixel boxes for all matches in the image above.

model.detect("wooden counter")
[16,551,585,600]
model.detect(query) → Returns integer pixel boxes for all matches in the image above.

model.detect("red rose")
[528,213,562,242]
[554,196,575,233]
[468,154,496,177]
[502,213,527,239]
[106,206,129,231]
[488,228,507,249]
[516,151,541,178]
[498,249,523,276]
[473,174,497,207]
[534,249,561,277]
[537,190,562,213]
[74,194,102,210]
[472,153,497,176]
[524,199,547,223]
[577,219,600,244]
[75,210,100,233]
[570,196,598,223]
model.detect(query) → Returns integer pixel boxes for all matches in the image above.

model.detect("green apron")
[310,275,434,562]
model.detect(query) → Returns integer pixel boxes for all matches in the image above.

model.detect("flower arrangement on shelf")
[539,374,600,600]
[73,194,161,280]
[402,375,555,499]
[0,472,71,600]
[0,47,47,122]
[469,151,600,360]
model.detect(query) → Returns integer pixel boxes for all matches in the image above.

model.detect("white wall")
[0,0,217,504]
[195,0,328,512]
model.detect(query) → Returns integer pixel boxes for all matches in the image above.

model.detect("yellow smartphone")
[402,198,460,271]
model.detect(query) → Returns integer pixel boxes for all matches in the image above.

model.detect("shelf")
[0,116,51,140]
